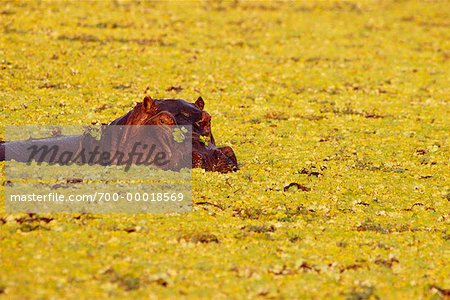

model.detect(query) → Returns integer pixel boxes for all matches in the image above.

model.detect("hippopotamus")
[0,96,238,173]
[110,96,238,172]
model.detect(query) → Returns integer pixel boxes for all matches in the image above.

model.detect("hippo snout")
[193,147,238,173]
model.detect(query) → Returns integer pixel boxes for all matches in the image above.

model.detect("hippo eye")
[181,111,190,118]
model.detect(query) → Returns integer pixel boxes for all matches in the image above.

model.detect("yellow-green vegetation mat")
[0,1,449,299]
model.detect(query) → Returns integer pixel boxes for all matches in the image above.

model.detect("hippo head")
[110,96,238,173]
[142,96,215,145]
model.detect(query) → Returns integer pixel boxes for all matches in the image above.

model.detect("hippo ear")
[195,96,205,110]
[143,96,155,112]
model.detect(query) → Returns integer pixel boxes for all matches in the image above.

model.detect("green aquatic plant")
[172,127,187,143]
[0,1,449,298]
